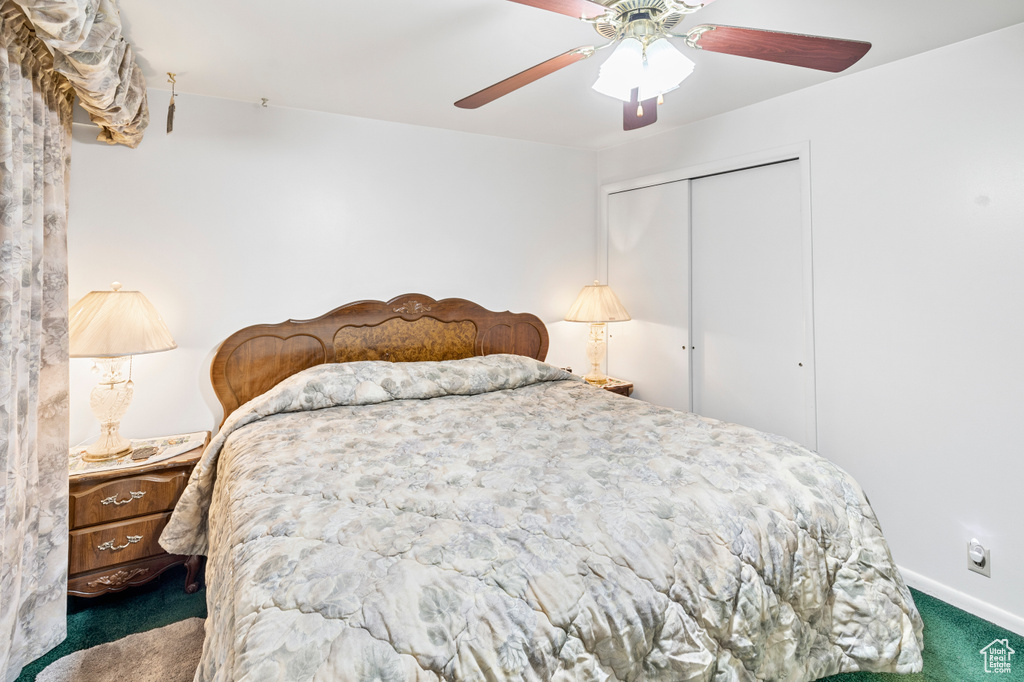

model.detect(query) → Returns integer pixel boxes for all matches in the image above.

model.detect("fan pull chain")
[639,47,648,118]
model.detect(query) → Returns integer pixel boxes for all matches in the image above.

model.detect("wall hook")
[260,98,269,108]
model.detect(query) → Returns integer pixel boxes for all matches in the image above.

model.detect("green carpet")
[14,577,1021,681]
[14,565,206,682]
[823,589,1021,682]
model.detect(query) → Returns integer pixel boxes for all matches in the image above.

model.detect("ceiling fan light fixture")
[592,38,645,101]
[644,38,695,92]
[455,0,873,133]
[592,37,695,103]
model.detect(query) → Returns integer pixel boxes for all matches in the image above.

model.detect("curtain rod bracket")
[166,73,176,134]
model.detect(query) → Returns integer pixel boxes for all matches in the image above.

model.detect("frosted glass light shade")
[592,38,645,102]
[70,283,177,358]
[565,281,631,323]
[644,39,695,94]
[592,37,695,103]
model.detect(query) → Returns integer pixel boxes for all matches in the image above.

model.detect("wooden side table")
[586,376,634,397]
[67,432,210,597]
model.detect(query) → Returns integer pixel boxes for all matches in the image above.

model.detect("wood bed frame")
[210,294,549,424]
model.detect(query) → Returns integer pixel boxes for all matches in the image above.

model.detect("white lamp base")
[83,429,132,462]
[583,322,609,385]
[83,358,134,462]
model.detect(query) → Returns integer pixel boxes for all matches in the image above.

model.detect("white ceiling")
[119,0,1024,150]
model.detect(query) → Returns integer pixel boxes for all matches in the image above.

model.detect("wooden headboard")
[210,294,549,423]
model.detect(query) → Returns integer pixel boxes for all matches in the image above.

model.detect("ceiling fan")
[455,0,871,130]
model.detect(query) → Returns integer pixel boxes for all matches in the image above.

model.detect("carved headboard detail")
[210,294,549,424]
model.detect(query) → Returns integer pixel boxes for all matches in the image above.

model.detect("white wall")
[598,24,1024,631]
[69,93,597,443]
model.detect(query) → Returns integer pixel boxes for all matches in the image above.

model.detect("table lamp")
[565,281,631,385]
[70,282,176,461]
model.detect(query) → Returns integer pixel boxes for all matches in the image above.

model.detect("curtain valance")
[13,0,147,147]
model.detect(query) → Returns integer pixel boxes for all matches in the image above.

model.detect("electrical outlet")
[968,539,991,577]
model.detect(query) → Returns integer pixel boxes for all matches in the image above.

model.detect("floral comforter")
[161,355,923,681]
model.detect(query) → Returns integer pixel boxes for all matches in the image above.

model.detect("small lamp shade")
[564,281,631,323]
[70,283,176,358]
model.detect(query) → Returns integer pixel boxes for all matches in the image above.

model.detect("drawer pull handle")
[101,491,146,506]
[97,535,143,552]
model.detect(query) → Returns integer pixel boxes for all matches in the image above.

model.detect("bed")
[161,294,923,681]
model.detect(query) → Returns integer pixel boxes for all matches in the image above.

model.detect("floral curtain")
[0,4,74,681]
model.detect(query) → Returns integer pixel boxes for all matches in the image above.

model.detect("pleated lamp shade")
[564,281,631,323]
[70,283,177,358]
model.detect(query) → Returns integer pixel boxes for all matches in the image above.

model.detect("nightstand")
[587,376,634,397]
[67,432,210,597]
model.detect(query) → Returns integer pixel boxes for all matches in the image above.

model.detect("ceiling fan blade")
[455,46,595,109]
[506,0,610,20]
[623,88,658,131]
[687,25,871,73]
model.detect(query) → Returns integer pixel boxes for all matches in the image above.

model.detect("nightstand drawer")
[70,470,190,529]
[69,512,172,574]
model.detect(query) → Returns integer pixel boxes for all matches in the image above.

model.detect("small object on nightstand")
[586,376,633,397]
[67,431,210,598]
[130,445,159,461]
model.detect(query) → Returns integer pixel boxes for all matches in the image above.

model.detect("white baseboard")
[898,565,1024,637]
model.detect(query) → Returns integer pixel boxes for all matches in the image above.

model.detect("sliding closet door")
[607,181,690,411]
[690,160,816,449]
